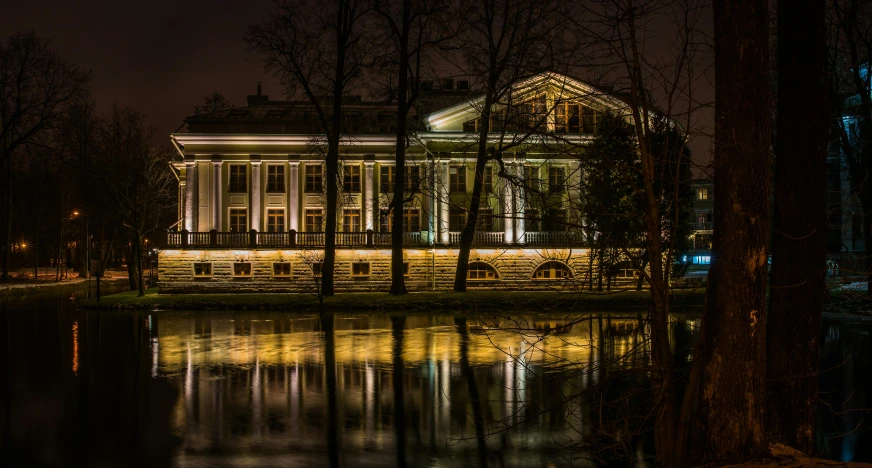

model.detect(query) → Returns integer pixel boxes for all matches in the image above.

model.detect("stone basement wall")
[158,248,592,294]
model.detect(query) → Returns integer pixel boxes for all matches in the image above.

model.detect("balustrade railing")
[166,229,584,248]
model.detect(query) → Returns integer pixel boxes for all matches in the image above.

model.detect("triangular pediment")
[423,72,631,132]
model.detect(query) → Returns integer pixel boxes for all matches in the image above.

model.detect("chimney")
[457,80,469,90]
[247,82,269,106]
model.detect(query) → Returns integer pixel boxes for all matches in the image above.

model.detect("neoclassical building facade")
[159,73,634,292]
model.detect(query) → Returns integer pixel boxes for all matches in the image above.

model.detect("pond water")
[0,288,869,467]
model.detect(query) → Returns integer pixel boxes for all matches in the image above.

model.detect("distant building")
[158,72,677,292]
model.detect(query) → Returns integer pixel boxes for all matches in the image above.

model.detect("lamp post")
[72,211,90,299]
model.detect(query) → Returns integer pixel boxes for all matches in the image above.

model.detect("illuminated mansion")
[159,72,635,292]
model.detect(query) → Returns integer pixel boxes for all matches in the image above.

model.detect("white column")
[364,161,375,230]
[503,165,514,244]
[251,160,262,231]
[288,160,300,231]
[439,160,450,244]
[184,161,198,231]
[515,159,526,244]
[212,158,223,231]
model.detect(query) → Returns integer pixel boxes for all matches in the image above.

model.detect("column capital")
[287,155,300,165]
[364,160,376,167]
[184,156,196,166]
[211,155,223,165]
[250,154,262,165]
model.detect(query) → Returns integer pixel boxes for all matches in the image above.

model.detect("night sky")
[2,0,281,140]
[3,1,712,163]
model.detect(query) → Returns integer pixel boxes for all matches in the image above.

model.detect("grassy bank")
[81,287,706,313]
[1,276,129,297]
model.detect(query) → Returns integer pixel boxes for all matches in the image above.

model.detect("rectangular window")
[305,164,323,192]
[380,166,395,193]
[404,209,421,232]
[477,208,494,231]
[272,262,292,277]
[525,209,541,232]
[403,261,410,276]
[192,262,212,278]
[556,102,581,134]
[482,166,494,193]
[449,166,466,193]
[581,107,597,134]
[545,209,566,232]
[405,166,421,192]
[267,165,286,192]
[351,262,371,277]
[343,209,361,232]
[229,165,248,193]
[525,166,542,193]
[696,212,708,225]
[267,209,285,233]
[229,209,247,232]
[463,118,480,133]
[305,209,323,232]
[549,167,566,193]
[343,164,361,193]
[449,207,466,231]
[232,262,252,277]
[311,262,323,277]
[379,210,392,232]
[697,188,709,200]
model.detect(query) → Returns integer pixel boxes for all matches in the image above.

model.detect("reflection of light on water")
[71,320,79,375]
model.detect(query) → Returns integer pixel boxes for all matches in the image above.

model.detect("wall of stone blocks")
[158,247,593,293]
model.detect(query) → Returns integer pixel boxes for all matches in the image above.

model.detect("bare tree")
[0,30,89,280]
[766,0,829,454]
[99,106,175,296]
[452,0,569,292]
[246,0,372,296]
[370,0,460,294]
[199,91,233,114]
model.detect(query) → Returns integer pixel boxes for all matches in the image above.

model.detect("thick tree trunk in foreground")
[700,0,771,462]
[766,0,828,453]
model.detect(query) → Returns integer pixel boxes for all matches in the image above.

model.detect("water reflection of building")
[149,313,650,466]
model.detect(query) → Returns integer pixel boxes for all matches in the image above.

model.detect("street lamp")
[72,210,91,299]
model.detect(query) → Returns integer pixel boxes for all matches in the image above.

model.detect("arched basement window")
[467,261,499,281]
[533,261,573,280]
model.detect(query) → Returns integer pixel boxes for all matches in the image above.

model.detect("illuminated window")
[232,262,252,277]
[556,102,581,133]
[614,261,638,278]
[273,262,292,277]
[229,209,247,232]
[533,261,573,280]
[698,188,709,200]
[267,209,285,233]
[267,165,285,192]
[549,167,566,193]
[305,209,323,232]
[351,262,370,277]
[404,209,420,232]
[343,164,361,193]
[311,262,323,277]
[305,164,323,192]
[467,262,499,280]
[582,107,599,134]
[343,209,361,232]
[229,165,247,193]
[693,255,711,265]
[380,166,395,193]
[192,262,212,278]
[449,166,466,193]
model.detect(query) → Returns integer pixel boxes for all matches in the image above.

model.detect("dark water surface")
[0,288,869,467]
